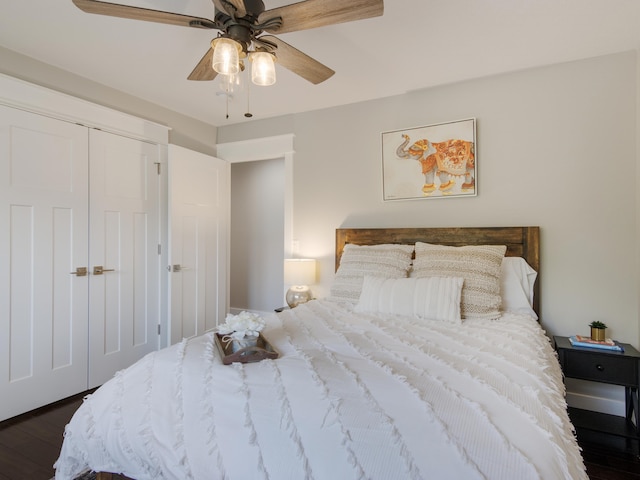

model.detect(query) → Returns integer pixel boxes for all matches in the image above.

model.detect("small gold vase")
[590,327,606,341]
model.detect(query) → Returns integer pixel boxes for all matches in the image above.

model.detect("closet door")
[168,145,228,344]
[0,105,89,421]
[88,129,161,387]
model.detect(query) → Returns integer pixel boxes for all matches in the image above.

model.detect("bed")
[54,226,587,480]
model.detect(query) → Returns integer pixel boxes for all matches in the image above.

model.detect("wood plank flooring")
[578,427,640,479]
[0,391,91,479]
[1,392,639,479]
[581,442,640,479]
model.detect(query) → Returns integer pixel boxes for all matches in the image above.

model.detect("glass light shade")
[211,38,241,75]
[284,259,316,308]
[218,72,242,95]
[251,51,276,86]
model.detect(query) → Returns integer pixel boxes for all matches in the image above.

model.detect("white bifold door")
[0,105,162,420]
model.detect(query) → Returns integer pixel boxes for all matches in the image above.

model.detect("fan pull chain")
[245,77,253,118]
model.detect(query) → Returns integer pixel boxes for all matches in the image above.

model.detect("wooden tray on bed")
[214,332,279,365]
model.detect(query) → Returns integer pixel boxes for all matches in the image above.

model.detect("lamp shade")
[211,37,241,75]
[284,258,316,286]
[251,51,276,86]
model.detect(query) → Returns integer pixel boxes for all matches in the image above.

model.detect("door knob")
[93,266,115,275]
[172,264,182,272]
[70,267,88,277]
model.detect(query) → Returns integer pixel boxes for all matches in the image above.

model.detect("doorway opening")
[230,158,285,312]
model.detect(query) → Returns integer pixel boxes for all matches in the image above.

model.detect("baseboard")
[567,391,625,417]
[228,307,272,317]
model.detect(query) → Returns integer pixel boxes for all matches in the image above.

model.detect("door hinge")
[157,324,161,335]
[154,162,161,175]
[158,244,162,255]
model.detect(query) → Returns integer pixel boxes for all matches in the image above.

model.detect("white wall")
[219,52,640,411]
[230,159,285,312]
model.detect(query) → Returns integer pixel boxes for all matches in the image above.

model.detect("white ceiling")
[1,0,639,127]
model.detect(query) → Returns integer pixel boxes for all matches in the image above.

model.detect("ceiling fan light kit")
[71,0,384,117]
[250,51,276,86]
[211,37,243,75]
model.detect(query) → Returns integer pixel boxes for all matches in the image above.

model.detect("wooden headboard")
[335,226,540,315]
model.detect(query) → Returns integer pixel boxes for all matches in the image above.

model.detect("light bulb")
[250,51,276,86]
[211,38,241,75]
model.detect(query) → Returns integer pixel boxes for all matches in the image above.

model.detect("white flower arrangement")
[217,311,265,341]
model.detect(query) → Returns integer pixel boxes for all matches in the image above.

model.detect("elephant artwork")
[396,135,475,196]
[382,118,476,200]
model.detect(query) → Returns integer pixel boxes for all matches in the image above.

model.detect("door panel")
[52,207,76,370]
[0,105,89,421]
[0,106,165,420]
[88,129,160,388]
[169,145,228,344]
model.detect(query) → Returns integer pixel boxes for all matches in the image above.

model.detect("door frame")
[216,135,294,312]
[216,134,295,261]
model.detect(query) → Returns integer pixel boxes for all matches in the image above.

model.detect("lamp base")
[286,285,312,308]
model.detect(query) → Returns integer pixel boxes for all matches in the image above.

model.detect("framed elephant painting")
[381,118,476,201]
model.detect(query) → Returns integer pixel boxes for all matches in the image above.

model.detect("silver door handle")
[172,264,182,272]
[93,266,115,275]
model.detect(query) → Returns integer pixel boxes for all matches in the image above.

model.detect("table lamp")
[284,258,316,308]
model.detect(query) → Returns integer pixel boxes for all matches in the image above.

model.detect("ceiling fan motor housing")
[225,22,254,53]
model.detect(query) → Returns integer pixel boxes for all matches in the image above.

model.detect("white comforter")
[55,299,586,480]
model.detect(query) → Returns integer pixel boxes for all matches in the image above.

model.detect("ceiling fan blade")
[259,35,334,84]
[259,0,383,34]
[187,48,218,81]
[212,0,247,18]
[72,0,218,29]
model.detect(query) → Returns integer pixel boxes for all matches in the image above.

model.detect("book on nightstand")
[569,335,624,352]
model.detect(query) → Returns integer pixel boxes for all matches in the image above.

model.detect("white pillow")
[500,257,538,319]
[412,242,506,320]
[330,243,414,301]
[355,276,464,324]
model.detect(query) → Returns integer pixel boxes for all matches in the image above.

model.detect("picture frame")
[381,118,477,201]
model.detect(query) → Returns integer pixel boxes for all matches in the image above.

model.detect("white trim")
[228,308,272,317]
[216,134,295,163]
[0,73,169,144]
[216,134,295,306]
[216,134,295,256]
[566,391,626,417]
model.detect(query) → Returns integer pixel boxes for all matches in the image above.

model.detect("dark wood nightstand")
[554,336,640,456]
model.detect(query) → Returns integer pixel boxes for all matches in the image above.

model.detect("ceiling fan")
[72,0,384,85]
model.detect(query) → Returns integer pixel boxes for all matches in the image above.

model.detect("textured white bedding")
[55,299,586,480]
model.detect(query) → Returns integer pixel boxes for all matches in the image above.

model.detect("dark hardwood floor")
[1,394,639,479]
[0,391,91,479]
[578,427,640,479]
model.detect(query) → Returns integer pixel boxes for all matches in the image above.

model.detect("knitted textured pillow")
[330,243,414,301]
[412,242,507,319]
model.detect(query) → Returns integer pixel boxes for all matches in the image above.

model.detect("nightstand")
[554,336,640,455]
